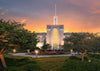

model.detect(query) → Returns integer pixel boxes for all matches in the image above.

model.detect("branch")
[0,48,4,53]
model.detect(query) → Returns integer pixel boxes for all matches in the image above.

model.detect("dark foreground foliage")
[0,55,100,71]
[88,54,100,59]
[59,56,100,71]
[0,55,43,71]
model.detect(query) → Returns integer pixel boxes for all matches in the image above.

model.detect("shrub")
[0,56,43,71]
[59,56,100,71]
[88,54,100,59]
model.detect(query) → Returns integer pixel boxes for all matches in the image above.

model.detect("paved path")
[8,53,73,58]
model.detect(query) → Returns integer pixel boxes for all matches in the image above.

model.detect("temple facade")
[35,5,100,50]
[36,26,71,50]
[36,5,71,50]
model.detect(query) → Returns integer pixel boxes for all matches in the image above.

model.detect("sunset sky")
[0,0,100,33]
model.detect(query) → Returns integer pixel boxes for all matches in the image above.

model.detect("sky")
[0,0,100,33]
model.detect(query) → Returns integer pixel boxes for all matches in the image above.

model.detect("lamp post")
[27,49,30,53]
[70,49,73,55]
[13,49,16,53]
[88,59,91,62]
[34,50,39,58]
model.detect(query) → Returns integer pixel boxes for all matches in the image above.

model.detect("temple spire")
[55,4,56,16]
[54,4,58,25]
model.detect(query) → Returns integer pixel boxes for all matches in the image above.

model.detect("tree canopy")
[63,33,100,53]
[41,38,51,50]
[0,19,38,51]
[0,19,39,68]
[63,33,100,61]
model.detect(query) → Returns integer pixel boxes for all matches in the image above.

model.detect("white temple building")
[36,5,71,50]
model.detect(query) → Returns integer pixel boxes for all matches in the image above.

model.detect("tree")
[0,19,38,68]
[0,19,14,68]
[41,38,51,50]
[92,36,100,52]
[0,33,8,68]
[63,33,96,61]
[8,29,38,51]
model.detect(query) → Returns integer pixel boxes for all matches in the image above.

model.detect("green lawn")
[0,55,69,71]
[0,55,43,71]
[0,54,100,71]
[35,57,69,71]
[60,55,100,71]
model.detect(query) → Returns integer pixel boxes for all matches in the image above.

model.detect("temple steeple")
[54,4,58,25]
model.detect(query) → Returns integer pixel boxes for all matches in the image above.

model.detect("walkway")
[8,53,73,58]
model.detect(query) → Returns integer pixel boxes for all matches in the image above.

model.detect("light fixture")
[34,50,39,58]
[13,49,16,53]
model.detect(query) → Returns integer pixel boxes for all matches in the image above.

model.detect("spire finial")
[54,4,58,25]
[55,4,56,16]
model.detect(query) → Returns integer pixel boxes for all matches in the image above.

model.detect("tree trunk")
[82,52,84,61]
[0,54,7,68]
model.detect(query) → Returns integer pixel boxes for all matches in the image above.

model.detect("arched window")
[53,29,58,49]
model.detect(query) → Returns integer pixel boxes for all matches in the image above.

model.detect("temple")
[36,4,72,50]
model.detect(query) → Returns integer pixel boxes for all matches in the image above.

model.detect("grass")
[0,55,43,71]
[0,54,100,71]
[0,55,69,71]
[35,57,69,71]
[87,53,100,59]
[59,56,100,71]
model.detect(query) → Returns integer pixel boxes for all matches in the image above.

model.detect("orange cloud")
[21,19,27,23]
[6,9,8,12]
[89,10,100,14]
[1,12,5,15]
[2,11,100,33]
[67,0,100,13]
[1,0,100,33]
[0,9,8,16]
[0,7,2,10]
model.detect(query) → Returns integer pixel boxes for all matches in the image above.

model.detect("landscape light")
[13,49,16,53]
[88,59,91,62]
[36,43,43,49]
[70,49,73,53]
[27,49,30,53]
[34,50,39,58]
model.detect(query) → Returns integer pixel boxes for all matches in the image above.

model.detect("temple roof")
[64,33,72,35]
[36,33,47,36]
[47,25,64,29]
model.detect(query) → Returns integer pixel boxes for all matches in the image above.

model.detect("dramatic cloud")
[1,12,5,15]
[0,7,8,16]
[0,0,100,33]
[21,19,27,23]
[0,7,2,10]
